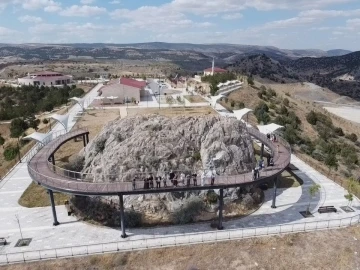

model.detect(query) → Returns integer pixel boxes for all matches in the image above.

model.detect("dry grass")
[54,109,120,167]
[183,95,207,103]
[126,106,216,118]
[18,182,69,207]
[2,226,360,270]
[278,170,302,188]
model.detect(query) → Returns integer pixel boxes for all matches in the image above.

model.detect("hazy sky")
[0,0,359,50]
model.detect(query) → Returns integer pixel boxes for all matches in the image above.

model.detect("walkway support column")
[260,143,264,159]
[48,189,59,226]
[86,133,89,144]
[271,176,279,209]
[119,194,127,238]
[218,189,224,230]
[82,135,87,147]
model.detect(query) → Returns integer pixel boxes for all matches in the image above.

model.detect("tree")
[325,153,338,172]
[10,118,28,138]
[247,76,254,86]
[344,178,357,207]
[210,83,218,96]
[307,184,321,214]
[306,111,317,125]
[0,134,5,147]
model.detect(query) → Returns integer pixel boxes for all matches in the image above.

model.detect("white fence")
[1,214,359,265]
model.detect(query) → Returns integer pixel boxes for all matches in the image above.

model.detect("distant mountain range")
[0,42,358,100]
[0,42,352,67]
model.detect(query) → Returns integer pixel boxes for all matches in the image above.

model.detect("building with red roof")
[203,67,227,76]
[100,77,147,104]
[18,71,73,87]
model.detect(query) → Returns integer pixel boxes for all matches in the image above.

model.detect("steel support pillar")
[51,154,55,165]
[260,143,264,159]
[218,189,224,230]
[119,194,127,238]
[83,135,87,147]
[48,190,59,226]
[271,176,278,209]
[86,133,89,144]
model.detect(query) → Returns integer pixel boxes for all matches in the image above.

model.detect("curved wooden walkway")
[28,127,291,196]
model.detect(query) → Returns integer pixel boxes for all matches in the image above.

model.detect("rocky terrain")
[81,115,255,182]
[72,115,258,225]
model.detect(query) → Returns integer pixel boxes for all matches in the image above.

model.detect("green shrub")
[64,156,85,172]
[283,98,290,106]
[345,133,358,142]
[334,127,344,136]
[230,100,235,107]
[4,146,19,161]
[0,135,5,146]
[171,199,205,224]
[124,210,142,228]
[192,152,201,161]
[42,118,49,124]
[95,139,106,153]
[10,118,28,138]
[237,101,245,109]
[206,191,218,204]
[306,111,317,125]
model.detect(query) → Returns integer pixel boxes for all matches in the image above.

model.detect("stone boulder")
[81,114,254,182]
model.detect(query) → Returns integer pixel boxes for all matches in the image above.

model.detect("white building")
[18,71,73,87]
[217,80,243,94]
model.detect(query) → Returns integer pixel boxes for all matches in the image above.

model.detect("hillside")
[228,52,360,101]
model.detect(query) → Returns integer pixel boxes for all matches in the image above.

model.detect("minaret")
[211,58,215,76]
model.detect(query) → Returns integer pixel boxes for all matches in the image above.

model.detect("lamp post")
[17,137,21,163]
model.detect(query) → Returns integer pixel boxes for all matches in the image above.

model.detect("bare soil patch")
[54,109,120,167]
[3,226,360,270]
[126,107,216,118]
[184,95,207,103]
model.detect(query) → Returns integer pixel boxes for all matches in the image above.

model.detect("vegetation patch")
[19,182,69,208]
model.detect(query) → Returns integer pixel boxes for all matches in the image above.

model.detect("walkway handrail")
[26,122,291,195]
[1,213,359,265]
[39,126,289,184]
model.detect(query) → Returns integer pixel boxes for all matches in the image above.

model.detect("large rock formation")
[81,115,255,182]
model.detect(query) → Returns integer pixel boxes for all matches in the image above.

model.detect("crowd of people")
[132,170,216,190]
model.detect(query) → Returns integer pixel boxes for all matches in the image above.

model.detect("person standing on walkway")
[156,176,161,188]
[186,174,191,186]
[201,172,205,186]
[180,172,185,186]
[132,176,137,190]
[163,175,167,187]
[149,174,154,189]
[192,172,197,186]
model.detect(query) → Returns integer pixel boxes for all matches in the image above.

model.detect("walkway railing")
[26,124,291,194]
[1,213,359,265]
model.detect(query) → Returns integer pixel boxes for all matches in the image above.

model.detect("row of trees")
[0,85,84,120]
[202,72,237,96]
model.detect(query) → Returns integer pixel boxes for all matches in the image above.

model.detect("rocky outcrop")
[81,114,254,182]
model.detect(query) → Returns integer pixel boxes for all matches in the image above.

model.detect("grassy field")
[2,225,360,270]
[18,182,69,207]
[126,106,216,118]
[184,95,207,103]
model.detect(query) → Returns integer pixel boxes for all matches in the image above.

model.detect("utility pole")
[15,214,23,240]
[17,137,21,163]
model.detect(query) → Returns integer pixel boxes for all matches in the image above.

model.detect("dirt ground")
[0,61,177,80]
[2,225,359,270]
[54,109,120,166]
[184,95,207,103]
[126,107,216,118]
